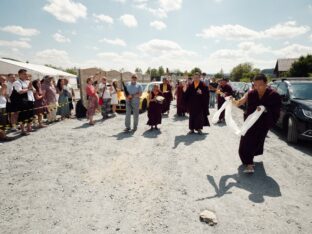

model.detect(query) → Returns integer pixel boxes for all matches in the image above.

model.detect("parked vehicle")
[116,82,162,113]
[270,78,312,143]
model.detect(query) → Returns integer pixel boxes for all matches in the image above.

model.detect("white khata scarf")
[212,97,266,136]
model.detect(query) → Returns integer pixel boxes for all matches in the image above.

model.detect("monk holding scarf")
[233,74,281,173]
[183,72,210,135]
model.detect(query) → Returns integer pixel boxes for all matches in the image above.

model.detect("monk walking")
[216,78,233,123]
[233,74,281,173]
[183,72,210,135]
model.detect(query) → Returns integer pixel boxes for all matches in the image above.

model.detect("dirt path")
[1,104,311,234]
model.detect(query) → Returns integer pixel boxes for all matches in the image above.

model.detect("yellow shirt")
[162,84,167,92]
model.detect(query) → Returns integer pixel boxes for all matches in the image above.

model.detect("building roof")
[274,58,298,73]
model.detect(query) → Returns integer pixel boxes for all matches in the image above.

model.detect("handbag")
[98,85,106,105]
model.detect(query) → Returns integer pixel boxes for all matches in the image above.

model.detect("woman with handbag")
[86,77,99,125]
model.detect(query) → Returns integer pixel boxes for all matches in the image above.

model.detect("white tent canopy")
[0,58,77,87]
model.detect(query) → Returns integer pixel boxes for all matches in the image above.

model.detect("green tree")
[190,67,202,75]
[135,67,142,73]
[151,68,158,78]
[230,63,260,81]
[145,67,151,75]
[288,54,312,77]
[158,66,165,76]
[65,68,78,75]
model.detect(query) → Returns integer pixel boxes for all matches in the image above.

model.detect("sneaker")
[124,128,131,132]
[132,127,137,132]
[188,130,195,135]
[197,129,203,135]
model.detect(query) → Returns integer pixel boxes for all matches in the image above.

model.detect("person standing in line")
[208,78,218,108]
[99,77,112,119]
[160,77,173,115]
[56,78,70,120]
[216,78,233,123]
[6,74,18,130]
[42,76,58,123]
[86,77,99,125]
[111,79,119,116]
[124,75,142,132]
[12,69,35,136]
[32,79,47,128]
[0,76,8,131]
[147,84,163,131]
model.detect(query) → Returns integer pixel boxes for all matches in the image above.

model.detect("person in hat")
[183,72,210,134]
[124,75,142,132]
[160,77,173,115]
[216,77,233,123]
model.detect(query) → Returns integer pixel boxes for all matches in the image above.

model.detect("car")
[116,81,162,113]
[269,78,312,143]
[229,82,249,99]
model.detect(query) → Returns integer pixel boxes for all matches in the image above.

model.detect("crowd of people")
[0,69,75,141]
[1,69,281,174]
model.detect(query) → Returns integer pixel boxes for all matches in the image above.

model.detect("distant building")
[274,58,298,77]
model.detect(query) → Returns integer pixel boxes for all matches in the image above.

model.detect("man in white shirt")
[99,77,112,119]
[12,69,35,136]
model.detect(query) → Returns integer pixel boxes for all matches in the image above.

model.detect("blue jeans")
[209,92,216,108]
[125,98,140,129]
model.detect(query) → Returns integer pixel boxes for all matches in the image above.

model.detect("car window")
[289,83,312,100]
[276,82,288,96]
[148,84,154,92]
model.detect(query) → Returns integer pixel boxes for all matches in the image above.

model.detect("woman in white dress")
[111,80,119,115]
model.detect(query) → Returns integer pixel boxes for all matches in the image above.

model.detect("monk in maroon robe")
[217,78,233,122]
[160,78,173,114]
[183,72,210,134]
[233,74,281,173]
[147,84,163,130]
[175,80,187,116]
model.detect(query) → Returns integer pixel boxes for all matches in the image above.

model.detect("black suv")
[270,78,312,143]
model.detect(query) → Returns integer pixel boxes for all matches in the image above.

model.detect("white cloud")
[53,32,71,43]
[197,21,310,40]
[138,39,195,57]
[310,34,312,40]
[150,21,167,30]
[34,49,73,67]
[263,21,310,38]
[93,14,114,24]
[99,38,127,47]
[43,0,87,23]
[1,25,40,36]
[275,44,312,58]
[197,24,260,40]
[159,0,182,12]
[112,0,126,3]
[0,40,31,49]
[135,4,167,18]
[19,38,31,42]
[120,14,138,27]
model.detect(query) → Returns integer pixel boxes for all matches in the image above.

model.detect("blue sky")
[0,0,312,73]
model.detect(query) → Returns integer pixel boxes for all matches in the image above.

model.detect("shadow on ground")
[173,133,208,149]
[197,162,281,203]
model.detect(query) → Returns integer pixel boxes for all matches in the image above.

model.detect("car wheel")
[287,116,298,143]
[140,99,147,113]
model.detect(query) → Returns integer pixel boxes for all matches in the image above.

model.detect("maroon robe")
[183,81,210,130]
[160,83,173,113]
[217,84,233,120]
[147,91,163,126]
[176,85,187,116]
[239,88,281,165]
